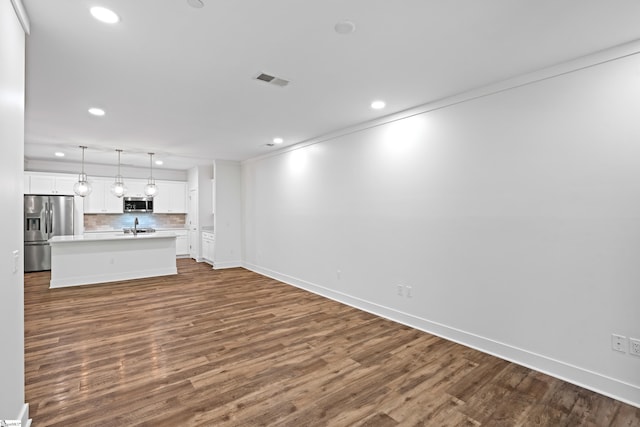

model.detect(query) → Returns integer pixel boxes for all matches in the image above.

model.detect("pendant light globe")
[144,182,158,197]
[111,179,127,198]
[144,152,159,197]
[73,176,92,197]
[74,146,92,197]
[110,149,127,198]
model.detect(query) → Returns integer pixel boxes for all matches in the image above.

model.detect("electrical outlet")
[405,285,412,298]
[396,285,403,296]
[612,334,627,353]
[336,269,341,280]
[630,338,640,357]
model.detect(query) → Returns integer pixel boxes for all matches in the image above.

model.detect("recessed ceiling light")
[371,100,386,110]
[335,20,356,35]
[273,137,284,144]
[88,107,105,116]
[90,7,120,24]
[155,160,163,166]
[54,152,65,157]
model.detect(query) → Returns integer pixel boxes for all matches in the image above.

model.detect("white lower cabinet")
[174,230,189,256]
[201,231,214,264]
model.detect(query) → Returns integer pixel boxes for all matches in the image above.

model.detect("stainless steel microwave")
[123,197,154,213]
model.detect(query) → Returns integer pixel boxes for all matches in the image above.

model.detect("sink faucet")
[133,217,139,236]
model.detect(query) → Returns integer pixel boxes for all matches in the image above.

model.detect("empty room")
[2,1,640,425]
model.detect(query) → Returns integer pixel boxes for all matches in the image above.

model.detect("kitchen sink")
[123,227,156,234]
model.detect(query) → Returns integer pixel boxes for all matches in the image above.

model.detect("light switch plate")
[12,250,19,274]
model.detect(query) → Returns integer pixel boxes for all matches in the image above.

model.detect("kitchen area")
[21,159,242,287]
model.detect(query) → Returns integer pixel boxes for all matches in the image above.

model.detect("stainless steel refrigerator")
[24,195,74,272]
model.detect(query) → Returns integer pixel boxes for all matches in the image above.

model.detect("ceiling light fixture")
[54,152,65,157]
[144,153,158,197]
[155,160,163,166]
[73,146,92,197]
[88,107,105,116]
[90,6,120,24]
[371,100,386,110]
[110,149,127,198]
[273,137,284,144]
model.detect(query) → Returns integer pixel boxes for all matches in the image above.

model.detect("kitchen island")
[49,232,178,288]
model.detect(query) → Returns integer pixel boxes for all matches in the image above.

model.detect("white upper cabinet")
[84,178,124,214]
[26,173,77,195]
[126,179,147,198]
[154,181,187,213]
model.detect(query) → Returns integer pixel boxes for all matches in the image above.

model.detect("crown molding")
[244,38,640,165]
[10,0,30,35]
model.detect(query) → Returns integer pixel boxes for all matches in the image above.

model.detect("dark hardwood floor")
[24,259,640,426]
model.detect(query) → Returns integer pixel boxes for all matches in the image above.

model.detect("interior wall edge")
[242,261,640,410]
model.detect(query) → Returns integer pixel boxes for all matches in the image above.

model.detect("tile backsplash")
[85,213,186,231]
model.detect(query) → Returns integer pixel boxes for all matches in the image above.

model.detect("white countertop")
[50,231,178,244]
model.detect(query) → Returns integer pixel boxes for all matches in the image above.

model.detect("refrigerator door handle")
[50,207,54,235]
[44,202,49,234]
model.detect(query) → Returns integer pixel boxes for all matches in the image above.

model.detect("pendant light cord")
[80,145,86,175]
[148,152,154,183]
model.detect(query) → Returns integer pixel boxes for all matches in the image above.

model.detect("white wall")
[214,160,242,268]
[242,48,640,406]
[0,0,28,422]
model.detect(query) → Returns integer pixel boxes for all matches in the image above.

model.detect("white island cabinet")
[49,232,177,288]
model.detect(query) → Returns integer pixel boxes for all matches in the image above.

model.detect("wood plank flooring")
[24,259,640,426]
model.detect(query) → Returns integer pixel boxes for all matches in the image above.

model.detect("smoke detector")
[334,20,356,35]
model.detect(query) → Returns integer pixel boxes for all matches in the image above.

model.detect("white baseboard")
[18,403,30,427]
[213,260,242,270]
[242,261,640,409]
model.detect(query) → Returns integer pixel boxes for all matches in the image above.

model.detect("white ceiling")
[22,0,640,171]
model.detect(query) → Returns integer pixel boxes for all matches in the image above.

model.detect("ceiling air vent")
[255,72,290,87]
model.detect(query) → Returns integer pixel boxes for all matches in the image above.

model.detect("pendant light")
[73,146,92,197]
[110,149,127,198]
[144,152,158,197]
